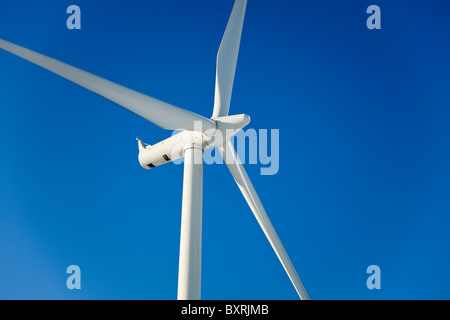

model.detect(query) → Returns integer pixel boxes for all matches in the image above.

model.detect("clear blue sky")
[0,0,449,299]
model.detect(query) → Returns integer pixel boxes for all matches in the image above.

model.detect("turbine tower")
[0,0,309,300]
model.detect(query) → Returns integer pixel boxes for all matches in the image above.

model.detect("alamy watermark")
[66,265,81,290]
[168,125,280,176]
[366,265,381,290]
[66,5,81,30]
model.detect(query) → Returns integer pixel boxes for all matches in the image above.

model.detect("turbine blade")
[0,38,216,132]
[218,141,310,300]
[212,0,247,119]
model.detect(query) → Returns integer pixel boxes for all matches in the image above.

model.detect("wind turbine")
[0,0,309,300]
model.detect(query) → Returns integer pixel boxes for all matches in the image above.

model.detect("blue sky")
[0,0,449,300]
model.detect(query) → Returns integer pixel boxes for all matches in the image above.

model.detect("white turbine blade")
[0,38,216,132]
[212,0,247,119]
[218,141,310,300]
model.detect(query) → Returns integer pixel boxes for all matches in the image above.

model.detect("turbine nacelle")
[137,113,250,169]
[137,131,190,169]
